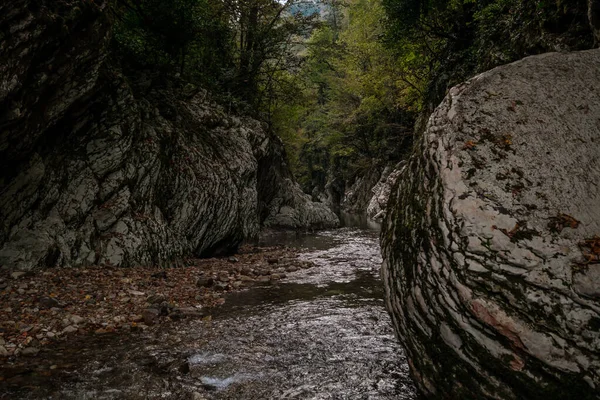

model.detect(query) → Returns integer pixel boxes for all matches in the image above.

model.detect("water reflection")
[339,211,382,231]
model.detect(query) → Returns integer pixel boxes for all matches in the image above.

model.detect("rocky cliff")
[0,0,337,271]
[366,162,405,222]
[382,49,600,399]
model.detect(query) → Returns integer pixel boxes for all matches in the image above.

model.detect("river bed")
[1,225,417,399]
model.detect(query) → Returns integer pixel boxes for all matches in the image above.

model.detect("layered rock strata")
[382,50,600,399]
[366,162,405,221]
[0,0,337,271]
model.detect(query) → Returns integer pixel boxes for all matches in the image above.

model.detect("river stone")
[0,0,339,271]
[21,347,39,357]
[39,296,61,309]
[382,49,600,399]
[142,308,160,325]
[147,293,167,305]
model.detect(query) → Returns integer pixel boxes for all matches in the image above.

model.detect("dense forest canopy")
[109,0,594,197]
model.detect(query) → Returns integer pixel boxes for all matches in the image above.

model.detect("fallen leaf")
[548,214,580,233]
[578,236,600,265]
[463,140,476,150]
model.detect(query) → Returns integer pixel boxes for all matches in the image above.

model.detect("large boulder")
[382,49,600,399]
[0,0,337,271]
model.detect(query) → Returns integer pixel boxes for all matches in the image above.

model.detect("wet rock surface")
[382,49,600,399]
[0,228,416,399]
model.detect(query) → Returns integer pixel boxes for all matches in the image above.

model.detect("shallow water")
[2,226,417,399]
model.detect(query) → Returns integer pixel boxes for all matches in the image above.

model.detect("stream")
[2,219,418,399]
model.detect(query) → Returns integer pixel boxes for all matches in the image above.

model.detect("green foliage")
[270,0,416,193]
[111,0,318,109]
[230,0,320,109]
[381,0,594,110]
[112,0,233,85]
[474,0,593,69]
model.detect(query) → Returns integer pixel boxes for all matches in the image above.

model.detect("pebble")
[132,323,149,331]
[228,256,239,263]
[70,315,85,325]
[301,262,313,269]
[147,293,166,304]
[10,271,26,279]
[39,296,61,309]
[131,314,143,322]
[142,308,160,325]
[171,307,205,319]
[21,347,39,356]
[62,325,78,334]
[196,276,213,288]
[0,346,8,357]
[217,272,229,282]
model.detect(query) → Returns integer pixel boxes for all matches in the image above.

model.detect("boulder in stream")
[382,49,600,399]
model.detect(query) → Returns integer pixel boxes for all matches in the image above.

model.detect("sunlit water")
[2,223,417,399]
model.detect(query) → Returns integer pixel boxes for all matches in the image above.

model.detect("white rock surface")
[382,49,600,399]
[0,0,338,271]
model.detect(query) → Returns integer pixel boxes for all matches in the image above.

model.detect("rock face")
[257,138,339,230]
[382,49,600,399]
[366,163,405,222]
[0,0,337,271]
[341,167,382,215]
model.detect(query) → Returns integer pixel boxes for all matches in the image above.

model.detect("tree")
[381,0,594,109]
[112,0,233,83]
[224,0,319,109]
[270,0,416,194]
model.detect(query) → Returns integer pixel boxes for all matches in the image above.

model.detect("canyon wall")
[0,0,337,271]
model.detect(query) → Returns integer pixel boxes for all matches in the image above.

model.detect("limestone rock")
[0,0,336,271]
[382,50,600,399]
[258,139,339,230]
[341,167,383,214]
[366,163,405,221]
